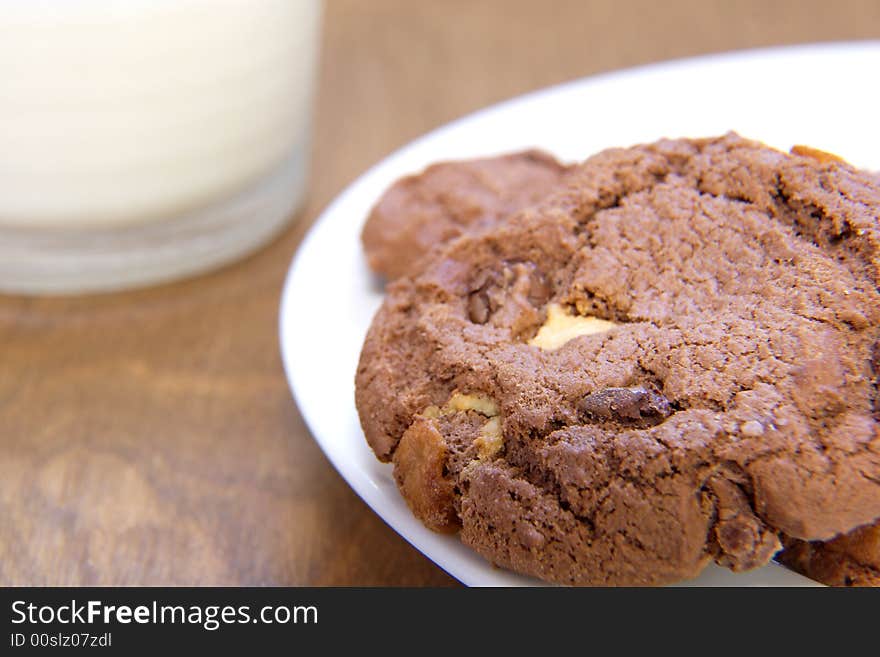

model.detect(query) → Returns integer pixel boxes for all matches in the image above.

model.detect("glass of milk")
[0,0,322,294]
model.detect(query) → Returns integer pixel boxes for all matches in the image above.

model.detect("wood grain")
[1,0,878,586]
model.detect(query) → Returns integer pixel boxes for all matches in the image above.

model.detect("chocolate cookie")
[779,520,880,586]
[355,133,880,585]
[361,150,570,280]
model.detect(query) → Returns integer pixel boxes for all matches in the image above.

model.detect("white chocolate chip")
[473,416,503,459]
[446,392,499,417]
[529,303,616,350]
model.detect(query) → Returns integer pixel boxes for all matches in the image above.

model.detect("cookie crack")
[772,179,873,281]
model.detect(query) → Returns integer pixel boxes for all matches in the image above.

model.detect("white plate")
[280,42,880,586]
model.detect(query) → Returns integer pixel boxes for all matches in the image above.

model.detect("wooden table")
[2,0,877,586]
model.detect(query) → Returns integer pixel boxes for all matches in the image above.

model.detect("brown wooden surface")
[1,0,878,586]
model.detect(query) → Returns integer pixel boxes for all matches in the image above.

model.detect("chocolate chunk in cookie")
[579,386,673,426]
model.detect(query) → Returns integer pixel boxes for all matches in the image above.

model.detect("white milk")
[0,0,321,227]
[0,0,322,293]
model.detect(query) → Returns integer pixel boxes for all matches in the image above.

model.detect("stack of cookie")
[355,133,880,586]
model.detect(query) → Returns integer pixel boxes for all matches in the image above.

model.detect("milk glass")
[0,0,322,293]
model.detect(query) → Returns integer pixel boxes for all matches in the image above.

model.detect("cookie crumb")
[740,420,765,437]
